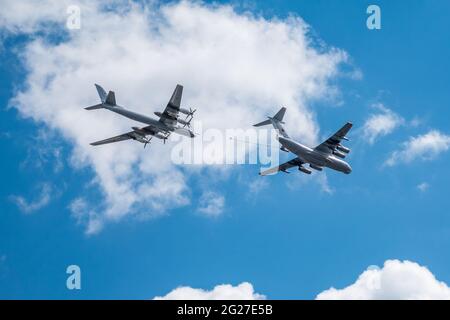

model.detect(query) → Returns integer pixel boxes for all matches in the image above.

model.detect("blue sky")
[1,0,450,299]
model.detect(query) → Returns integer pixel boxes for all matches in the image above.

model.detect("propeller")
[162,131,170,144]
[182,108,196,128]
[143,137,152,149]
[187,107,196,117]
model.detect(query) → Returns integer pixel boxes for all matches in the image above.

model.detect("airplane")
[254,107,352,175]
[85,84,196,147]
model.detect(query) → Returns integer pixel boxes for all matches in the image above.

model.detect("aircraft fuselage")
[278,136,352,174]
[104,105,171,132]
[103,105,194,138]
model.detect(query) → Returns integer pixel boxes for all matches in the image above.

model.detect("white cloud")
[69,197,103,235]
[287,170,334,194]
[0,0,67,34]
[154,282,265,300]
[20,129,64,173]
[316,260,450,300]
[9,183,53,213]
[4,0,349,233]
[417,182,430,192]
[197,191,225,217]
[247,178,269,195]
[363,103,404,144]
[385,130,450,166]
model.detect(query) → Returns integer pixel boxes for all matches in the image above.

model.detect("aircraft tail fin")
[95,84,107,103]
[273,107,286,123]
[94,83,116,106]
[105,91,116,106]
[253,107,289,138]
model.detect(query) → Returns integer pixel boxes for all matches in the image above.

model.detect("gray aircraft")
[254,108,352,175]
[85,84,196,147]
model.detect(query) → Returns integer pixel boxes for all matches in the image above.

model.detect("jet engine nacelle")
[298,166,312,174]
[337,144,350,153]
[333,150,346,159]
[309,164,323,171]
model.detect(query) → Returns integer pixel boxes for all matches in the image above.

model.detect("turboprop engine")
[153,133,167,140]
[177,118,191,127]
[179,107,196,116]
[129,131,149,144]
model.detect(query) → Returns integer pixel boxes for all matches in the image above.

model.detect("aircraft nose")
[345,164,352,174]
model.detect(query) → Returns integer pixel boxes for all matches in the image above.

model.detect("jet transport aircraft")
[254,108,352,175]
[85,84,196,147]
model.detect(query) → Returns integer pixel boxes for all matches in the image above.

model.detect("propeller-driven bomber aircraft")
[85,84,196,148]
[254,108,353,175]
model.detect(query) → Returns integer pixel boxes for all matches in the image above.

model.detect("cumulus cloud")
[20,129,64,173]
[287,170,334,194]
[316,260,450,300]
[4,0,349,233]
[247,179,269,195]
[154,282,265,300]
[385,130,450,166]
[0,0,67,34]
[417,182,430,192]
[197,191,225,217]
[362,103,404,144]
[9,183,53,213]
[69,197,103,235]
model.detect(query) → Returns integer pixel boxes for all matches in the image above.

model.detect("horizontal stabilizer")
[85,104,103,110]
[253,119,272,127]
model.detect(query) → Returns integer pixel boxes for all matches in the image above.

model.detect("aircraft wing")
[157,84,183,126]
[314,122,353,154]
[90,125,166,146]
[259,157,304,176]
[90,132,135,146]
